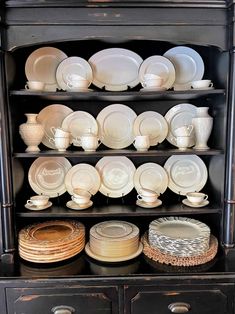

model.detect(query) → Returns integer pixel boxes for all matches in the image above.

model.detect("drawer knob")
[51,305,75,314]
[168,302,191,313]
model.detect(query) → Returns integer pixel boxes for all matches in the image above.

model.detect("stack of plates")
[18,220,85,263]
[85,220,143,262]
[148,217,210,257]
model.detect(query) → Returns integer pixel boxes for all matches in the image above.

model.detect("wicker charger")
[141,232,218,267]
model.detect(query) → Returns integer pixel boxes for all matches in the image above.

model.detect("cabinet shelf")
[16,203,222,218]
[10,89,225,101]
[13,148,224,158]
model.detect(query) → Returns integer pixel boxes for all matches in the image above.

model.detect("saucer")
[140,87,167,92]
[191,87,214,90]
[24,201,52,211]
[182,198,209,208]
[66,200,93,210]
[136,199,162,208]
[67,88,93,92]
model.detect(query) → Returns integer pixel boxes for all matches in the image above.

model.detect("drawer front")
[124,285,233,314]
[6,286,118,314]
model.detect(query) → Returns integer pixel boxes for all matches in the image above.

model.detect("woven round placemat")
[141,232,218,267]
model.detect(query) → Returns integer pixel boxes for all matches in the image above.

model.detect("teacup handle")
[26,200,33,205]
[98,139,102,147]
[204,194,208,200]
[209,82,213,87]
[25,84,29,90]
[187,125,194,135]
[137,195,143,200]
[49,137,55,143]
[50,126,56,135]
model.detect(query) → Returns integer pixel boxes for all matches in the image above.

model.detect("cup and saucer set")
[136,188,162,209]
[66,188,93,210]
[24,195,52,211]
[182,192,209,208]
[139,73,167,92]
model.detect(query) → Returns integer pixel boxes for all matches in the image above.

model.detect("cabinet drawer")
[6,286,118,314]
[125,285,233,314]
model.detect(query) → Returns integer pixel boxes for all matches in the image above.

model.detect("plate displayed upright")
[56,56,93,91]
[163,46,204,89]
[133,111,168,146]
[28,157,72,197]
[134,162,168,194]
[97,104,137,149]
[64,163,101,195]
[88,48,143,91]
[164,103,197,147]
[37,104,73,149]
[95,156,136,198]
[138,55,176,90]
[62,111,98,145]
[25,47,68,91]
[164,155,208,195]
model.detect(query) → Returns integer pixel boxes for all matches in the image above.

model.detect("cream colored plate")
[164,155,208,195]
[85,242,143,262]
[97,104,137,149]
[136,199,162,208]
[37,104,73,149]
[182,198,209,208]
[28,157,72,197]
[24,201,52,211]
[134,162,168,194]
[65,163,101,195]
[95,156,136,198]
[66,200,93,210]
[133,111,168,146]
[25,47,67,91]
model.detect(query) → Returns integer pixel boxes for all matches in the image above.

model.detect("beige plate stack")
[18,220,85,263]
[85,220,143,262]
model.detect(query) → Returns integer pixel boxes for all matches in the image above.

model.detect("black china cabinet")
[1,1,235,313]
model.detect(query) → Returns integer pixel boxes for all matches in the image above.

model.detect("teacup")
[49,136,70,151]
[27,195,49,207]
[72,189,91,205]
[137,188,159,204]
[186,192,208,204]
[133,135,150,151]
[174,125,194,137]
[191,80,213,89]
[176,136,191,150]
[66,74,89,90]
[25,81,45,91]
[80,135,101,152]
[50,127,70,138]
[142,74,163,88]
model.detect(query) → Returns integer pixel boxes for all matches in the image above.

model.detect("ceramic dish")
[37,104,73,149]
[85,242,143,262]
[56,56,93,91]
[140,87,167,92]
[88,48,143,91]
[164,103,197,147]
[163,46,204,89]
[134,162,168,194]
[28,157,72,197]
[61,111,98,146]
[64,163,101,195]
[25,47,67,91]
[136,199,162,208]
[66,200,93,210]
[138,55,176,90]
[95,156,136,198]
[182,199,209,208]
[24,201,53,211]
[133,111,168,146]
[96,104,137,149]
[164,155,208,195]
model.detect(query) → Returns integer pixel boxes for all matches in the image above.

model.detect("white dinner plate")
[163,46,204,89]
[95,156,136,198]
[88,48,143,91]
[133,111,168,146]
[25,47,68,91]
[28,157,72,197]
[37,104,73,149]
[62,111,98,146]
[96,104,137,149]
[64,163,101,195]
[56,56,93,91]
[138,55,176,90]
[134,162,168,194]
[164,155,208,195]
[164,103,197,147]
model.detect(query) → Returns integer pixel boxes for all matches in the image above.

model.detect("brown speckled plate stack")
[18,220,85,263]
